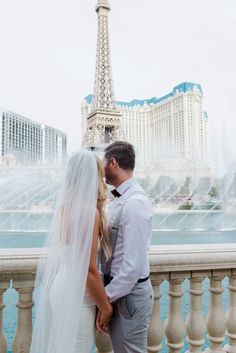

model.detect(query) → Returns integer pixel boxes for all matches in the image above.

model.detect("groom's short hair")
[104,141,135,171]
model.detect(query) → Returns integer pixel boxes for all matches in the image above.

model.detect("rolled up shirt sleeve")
[105,197,152,303]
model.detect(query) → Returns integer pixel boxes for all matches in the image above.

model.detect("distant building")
[82,0,121,148]
[42,124,67,165]
[0,109,67,165]
[82,82,210,178]
[81,1,210,178]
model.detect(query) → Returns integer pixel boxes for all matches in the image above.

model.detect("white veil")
[30,149,98,353]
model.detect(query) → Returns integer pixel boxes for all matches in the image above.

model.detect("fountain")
[0,166,64,247]
[0,147,236,353]
[0,158,235,249]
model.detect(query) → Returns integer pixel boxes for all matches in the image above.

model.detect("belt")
[108,275,150,284]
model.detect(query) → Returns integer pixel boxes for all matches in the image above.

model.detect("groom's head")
[103,141,135,186]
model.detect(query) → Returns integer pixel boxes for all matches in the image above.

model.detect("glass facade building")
[0,110,67,166]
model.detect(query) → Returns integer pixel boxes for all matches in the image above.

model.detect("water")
[0,231,46,248]
[1,210,236,233]
[1,228,236,249]
[1,162,236,351]
[1,212,236,352]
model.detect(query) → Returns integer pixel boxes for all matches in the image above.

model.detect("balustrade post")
[12,275,35,353]
[95,332,113,353]
[224,274,236,353]
[186,276,206,353]
[0,280,9,353]
[205,275,226,353]
[165,277,185,353]
[148,275,164,353]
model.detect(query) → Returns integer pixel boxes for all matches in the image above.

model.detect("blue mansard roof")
[85,82,203,108]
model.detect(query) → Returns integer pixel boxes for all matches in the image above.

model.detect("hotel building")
[0,109,67,166]
[82,82,210,177]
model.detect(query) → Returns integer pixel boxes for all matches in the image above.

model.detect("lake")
[1,210,236,352]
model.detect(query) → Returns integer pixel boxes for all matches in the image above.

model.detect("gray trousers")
[109,279,154,353]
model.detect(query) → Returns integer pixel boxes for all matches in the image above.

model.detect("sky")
[0,0,236,173]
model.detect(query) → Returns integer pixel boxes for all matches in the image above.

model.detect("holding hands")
[96,304,113,335]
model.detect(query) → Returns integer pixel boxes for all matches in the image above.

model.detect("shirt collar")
[116,177,136,196]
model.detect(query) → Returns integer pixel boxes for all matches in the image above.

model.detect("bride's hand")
[100,305,113,327]
[96,310,108,335]
[96,306,113,335]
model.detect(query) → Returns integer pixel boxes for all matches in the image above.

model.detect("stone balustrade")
[1,244,236,353]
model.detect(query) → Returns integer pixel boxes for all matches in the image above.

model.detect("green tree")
[208,185,219,199]
[137,176,152,193]
[195,177,211,195]
[149,175,175,200]
[178,177,192,196]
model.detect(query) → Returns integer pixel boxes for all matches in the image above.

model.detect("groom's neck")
[113,171,133,189]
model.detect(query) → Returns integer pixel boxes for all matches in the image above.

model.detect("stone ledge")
[0,244,236,276]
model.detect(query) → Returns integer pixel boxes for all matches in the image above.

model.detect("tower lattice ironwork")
[84,0,121,147]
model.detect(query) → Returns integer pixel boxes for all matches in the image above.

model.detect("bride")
[30,149,113,353]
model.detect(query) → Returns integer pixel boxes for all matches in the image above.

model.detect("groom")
[97,141,154,353]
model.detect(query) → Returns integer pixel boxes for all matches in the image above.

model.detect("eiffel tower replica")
[84,0,122,148]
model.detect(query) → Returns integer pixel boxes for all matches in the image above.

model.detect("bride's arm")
[86,210,113,318]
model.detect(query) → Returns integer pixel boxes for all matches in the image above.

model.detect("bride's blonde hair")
[96,156,111,260]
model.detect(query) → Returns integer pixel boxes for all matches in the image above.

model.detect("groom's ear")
[110,158,119,168]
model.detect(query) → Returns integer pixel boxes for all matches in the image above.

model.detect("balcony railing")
[1,244,236,353]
